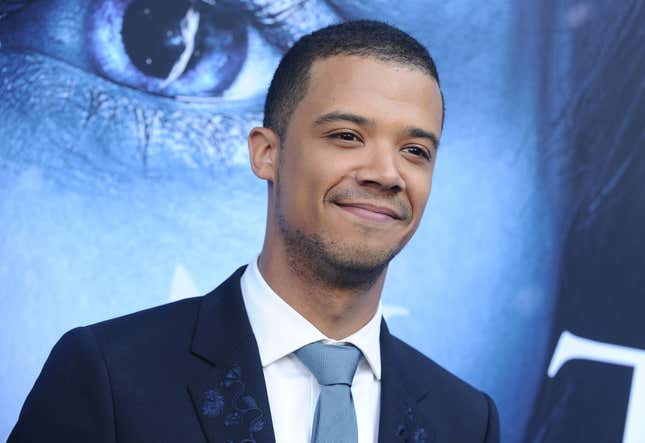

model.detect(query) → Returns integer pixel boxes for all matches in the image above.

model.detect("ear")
[248,127,280,182]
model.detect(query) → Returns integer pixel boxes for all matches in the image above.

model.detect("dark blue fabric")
[8,266,499,442]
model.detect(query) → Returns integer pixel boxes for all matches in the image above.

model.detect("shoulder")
[57,266,247,369]
[9,278,242,441]
[385,333,499,440]
[388,334,482,399]
[37,296,207,382]
[87,266,246,347]
[87,295,204,346]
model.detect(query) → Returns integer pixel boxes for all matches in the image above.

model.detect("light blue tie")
[295,342,362,443]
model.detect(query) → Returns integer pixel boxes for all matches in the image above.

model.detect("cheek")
[282,142,344,197]
[275,158,326,224]
[401,183,432,243]
[407,171,433,215]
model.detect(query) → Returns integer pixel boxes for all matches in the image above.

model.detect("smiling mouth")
[335,202,402,223]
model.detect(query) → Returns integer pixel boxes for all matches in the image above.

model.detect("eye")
[88,0,280,99]
[403,145,431,161]
[330,131,362,143]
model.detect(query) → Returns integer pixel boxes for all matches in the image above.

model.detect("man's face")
[272,55,443,274]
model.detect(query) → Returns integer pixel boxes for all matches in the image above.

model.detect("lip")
[334,202,402,223]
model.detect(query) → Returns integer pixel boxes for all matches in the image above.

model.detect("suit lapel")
[379,321,436,443]
[187,266,276,443]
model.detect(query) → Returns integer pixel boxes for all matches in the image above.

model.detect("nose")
[354,144,405,193]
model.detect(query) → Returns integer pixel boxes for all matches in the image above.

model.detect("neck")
[257,244,385,340]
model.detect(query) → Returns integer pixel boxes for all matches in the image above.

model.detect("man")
[9,20,499,442]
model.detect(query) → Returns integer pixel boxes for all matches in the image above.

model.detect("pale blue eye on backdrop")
[88,0,282,100]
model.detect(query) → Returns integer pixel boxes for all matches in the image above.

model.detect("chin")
[322,239,401,273]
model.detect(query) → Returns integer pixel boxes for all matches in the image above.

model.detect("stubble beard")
[276,206,405,292]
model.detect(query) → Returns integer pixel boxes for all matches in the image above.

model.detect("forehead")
[299,55,443,132]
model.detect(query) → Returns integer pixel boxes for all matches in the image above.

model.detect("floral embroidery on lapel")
[396,402,427,443]
[202,389,225,417]
[200,362,266,443]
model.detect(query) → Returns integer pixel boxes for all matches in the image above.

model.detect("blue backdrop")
[1,1,643,442]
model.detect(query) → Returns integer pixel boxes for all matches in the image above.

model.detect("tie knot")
[295,342,362,386]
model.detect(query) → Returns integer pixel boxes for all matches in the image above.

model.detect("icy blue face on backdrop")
[0,1,556,441]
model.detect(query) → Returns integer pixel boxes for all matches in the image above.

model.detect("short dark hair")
[263,20,444,140]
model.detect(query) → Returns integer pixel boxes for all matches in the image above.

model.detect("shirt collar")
[240,257,382,380]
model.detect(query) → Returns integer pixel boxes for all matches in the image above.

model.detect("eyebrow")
[313,111,375,128]
[404,126,440,150]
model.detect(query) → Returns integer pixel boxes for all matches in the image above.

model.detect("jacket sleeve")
[482,392,500,443]
[7,326,116,443]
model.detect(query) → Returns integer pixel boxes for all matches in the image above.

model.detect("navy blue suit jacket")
[9,267,499,442]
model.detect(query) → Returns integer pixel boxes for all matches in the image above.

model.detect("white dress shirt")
[240,258,382,443]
